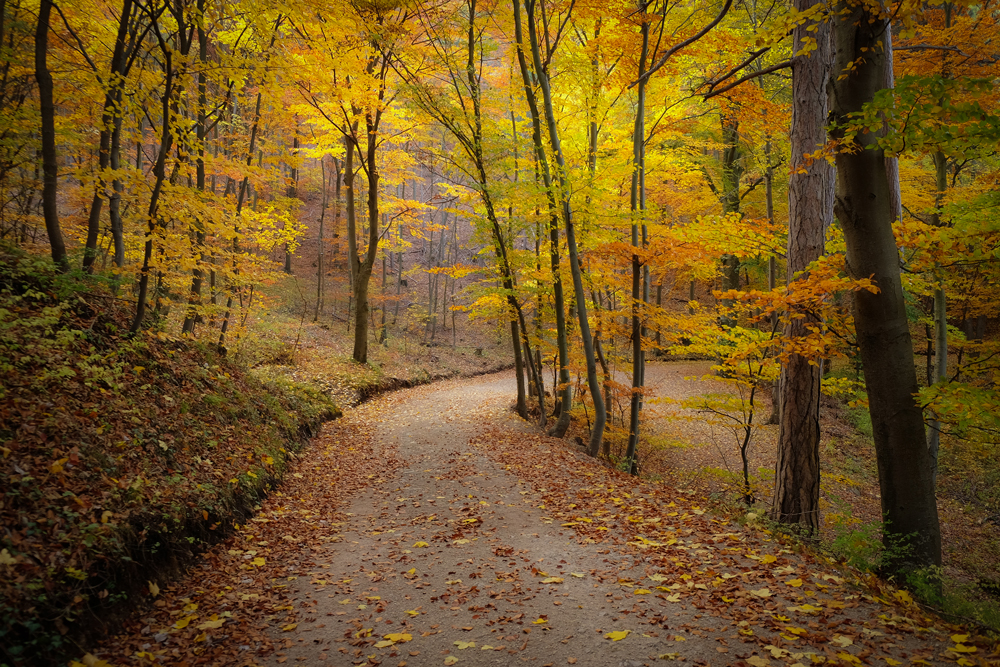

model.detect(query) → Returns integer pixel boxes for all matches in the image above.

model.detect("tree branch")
[703,58,792,99]
[630,0,734,88]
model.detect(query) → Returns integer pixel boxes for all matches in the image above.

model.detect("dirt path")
[259,372,981,667]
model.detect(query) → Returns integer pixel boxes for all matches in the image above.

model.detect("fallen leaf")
[570,572,585,578]
[413,541,429,548]
[533,618,548,624]
[747,657,770,667]
[634,589,651,595]
[542,577,564,584]
[750,587,772,598]
[147,581,159,597]
[197,618,225,630]
[374,640,395,648]
[830,635,853,648]
[453,640,476,649]
[174,616,193,629]
[444,657,458,666]
[785,578,803,587]
[385,633,412,642]
[251,557,265,567]
[281,623,298,632]
[567,659,577,664]
[605,630,629,641]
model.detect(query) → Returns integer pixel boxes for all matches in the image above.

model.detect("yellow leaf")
[405,609,420,617]
[634,589,651,595]
[148,581,160,597]
[197,618,225,630]
[883,659,901,666]
[533,618,548,624]
[747,657,770,667]
[281,623,298,632]
[413,541,429,548]
[605,630,629,641]
[252,557,265,567]
[951,644,977,653]
[665,593,682,602]
[648,573,669,582]
[751,587,772,598]
[760,554,777,564]
[374,640,395,648]
[444,657,459,665]
[785,578,803,587]
[101,510,113,524]
[174,616,193,629]
[951,634,970,644]
[541,577,564,584]
[338,598,352,604]
[570,572,585,578]
[386,633,412,642]
[453,640,476,649]
[830,635,853,647]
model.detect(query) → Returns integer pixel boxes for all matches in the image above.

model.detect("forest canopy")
[4,0,1000,603]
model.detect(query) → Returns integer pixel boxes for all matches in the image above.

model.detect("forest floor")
[89,370,1000,667]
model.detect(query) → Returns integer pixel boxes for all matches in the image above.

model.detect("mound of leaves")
[0,247,340,666]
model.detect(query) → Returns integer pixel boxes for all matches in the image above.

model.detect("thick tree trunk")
[34,0,67,270]
[771,0,833,535]
[353,110,381,364]
[829,1,941,570]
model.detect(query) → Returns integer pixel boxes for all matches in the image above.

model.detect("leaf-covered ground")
[87,372,999,666]
[0,249,338,666]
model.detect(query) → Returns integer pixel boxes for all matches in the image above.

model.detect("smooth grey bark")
[771,0,833,535]
[34,0,67,269]
[524,0,606,455]
[829,0,941,570]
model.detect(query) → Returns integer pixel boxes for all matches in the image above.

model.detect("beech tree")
[829,0,941,569]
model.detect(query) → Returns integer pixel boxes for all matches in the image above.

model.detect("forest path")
[261,371,965,667]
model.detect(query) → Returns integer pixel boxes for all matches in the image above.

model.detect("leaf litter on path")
[89,372,998,666]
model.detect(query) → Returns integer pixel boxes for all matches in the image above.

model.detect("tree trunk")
[829,0,941,570]
[524,0,605,455]
[513,2,570,434]
[315,156,328,321]
[285,131,298,274]
[626,1,650,474]
[771,0,833,535]
[82,0,133,272]
[34,0,67,270]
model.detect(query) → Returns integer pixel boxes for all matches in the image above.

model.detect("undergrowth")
[0,246,339,666]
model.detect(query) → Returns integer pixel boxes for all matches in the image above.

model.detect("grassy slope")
[0,248,339,666]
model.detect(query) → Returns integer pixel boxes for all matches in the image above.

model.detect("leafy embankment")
[0,248,339,667]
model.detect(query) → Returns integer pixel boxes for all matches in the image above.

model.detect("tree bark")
[829,1,941,570]
[625,1,650,475]
[524,0,606,455]
[771,0,833,535]
[34,0,67,270]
